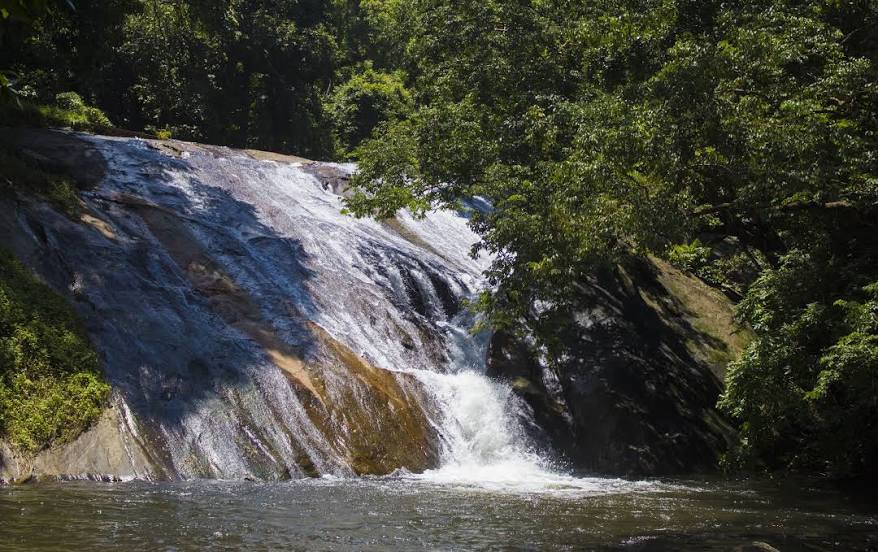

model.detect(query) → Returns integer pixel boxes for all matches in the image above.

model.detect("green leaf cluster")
[720,251,878,475]
[327,65,412,156]
[0,91,112,133]
[0,250,109,454]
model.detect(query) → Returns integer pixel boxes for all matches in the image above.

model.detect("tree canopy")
[0,0,407,157]
[345,0,878,477]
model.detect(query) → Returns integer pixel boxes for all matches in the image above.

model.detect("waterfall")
[7,133,586,485]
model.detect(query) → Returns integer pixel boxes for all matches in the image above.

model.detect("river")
[2,475,877,550]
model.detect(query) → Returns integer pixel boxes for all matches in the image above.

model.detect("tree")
[2,0,343,157]
[327,64,411,155]
[346,0,878,477]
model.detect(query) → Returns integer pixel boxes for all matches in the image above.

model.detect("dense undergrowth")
[0,250,109,454]
[0,93,110,453]
[0,91,111,133]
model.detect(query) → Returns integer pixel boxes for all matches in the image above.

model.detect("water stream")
[79,135,576,484]
[2,477,876,551]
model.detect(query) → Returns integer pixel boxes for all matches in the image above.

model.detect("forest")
[1,0,877,480]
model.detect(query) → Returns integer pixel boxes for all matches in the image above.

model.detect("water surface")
[2,476,876,551]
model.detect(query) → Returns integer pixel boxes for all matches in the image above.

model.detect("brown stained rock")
[734,543,781,552]
[244,149,311,165]
[127,197,438,476]
[305,323,439,475]
[381,216,455,265]
[79,212,116,240]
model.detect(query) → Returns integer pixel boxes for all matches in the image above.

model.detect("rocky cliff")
[0,128,746,482]
[487,258,748,476]
[0,129,488,482]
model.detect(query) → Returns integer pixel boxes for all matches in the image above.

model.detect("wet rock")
[0,404,154,482]
[0,128,487,481]
[734,542,781,552]
[487,258,746,476]
[300,162,351,196]
[0,127,107,188]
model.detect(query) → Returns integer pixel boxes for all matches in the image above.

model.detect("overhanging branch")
[694,199,853,216]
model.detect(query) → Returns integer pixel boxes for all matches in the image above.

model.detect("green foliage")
[720,252,878,476]
[0,250,109,454]
[0,91,112,133]
[347,0,878,476]
[0,0,63,98]
[150,127,173,140]
[667,239,765,299]
[0,0,421,158]
[327,65,411,155]
[0,0,56,22]
[331,0,410,68]
[1,0,356,157]
[667,240,712,274]
[53,91,111,127]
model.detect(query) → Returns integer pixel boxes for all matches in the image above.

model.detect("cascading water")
[1,132,641,491]
[145,137,568,487]
[404,311,629,493]
[252,151,572,488]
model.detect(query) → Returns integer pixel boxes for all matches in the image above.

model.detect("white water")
[79,136,667,493]
[262,158,604,492]
[407,329,655,494]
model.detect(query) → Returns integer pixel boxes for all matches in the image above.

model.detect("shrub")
[326,66,412,156]
[667,240,711,273]
[0,250,109,454]
[719,251,878,477]
[0,91,112,132]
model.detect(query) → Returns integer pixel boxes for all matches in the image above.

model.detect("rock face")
[0,129,489,482]
[0,128,747,482]
[486,259,747,476]
[0,401,154,483]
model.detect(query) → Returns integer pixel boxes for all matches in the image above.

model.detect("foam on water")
[408,359,672,495]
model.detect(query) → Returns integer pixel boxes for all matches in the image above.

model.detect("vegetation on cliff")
[0,92,112,134]
[0,250,109,454]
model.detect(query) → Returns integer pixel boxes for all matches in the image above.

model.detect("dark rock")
[733,542,781,552]
[0,127,107,188]
[300,162,351,196]
[487,258,745,476]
